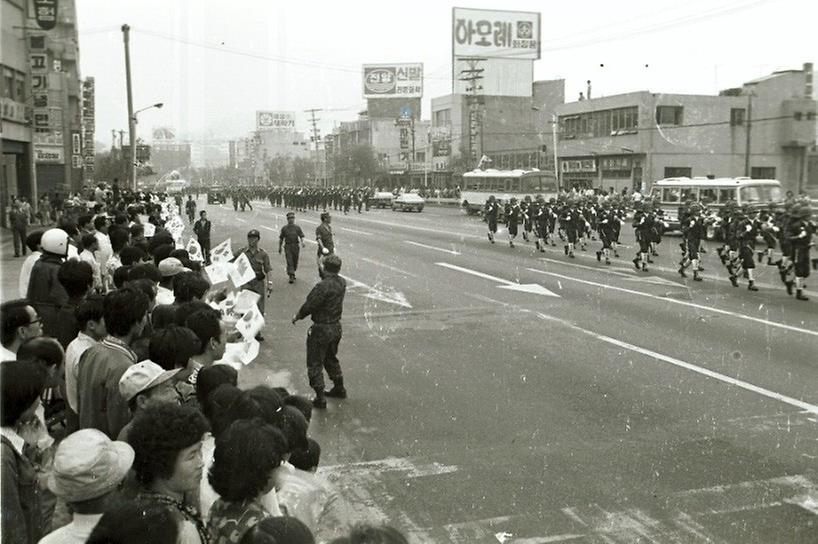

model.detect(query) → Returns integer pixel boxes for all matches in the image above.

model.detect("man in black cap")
[315,212,334,278]
[292,254,346,409]
[279,212,306,283]
[234,230,272,340]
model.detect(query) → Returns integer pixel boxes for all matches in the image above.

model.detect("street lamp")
[129,103,163,190]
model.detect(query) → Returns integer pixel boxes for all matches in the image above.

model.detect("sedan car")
[370,191,395,209]
[207,189,225,204]
[392,193,425,212]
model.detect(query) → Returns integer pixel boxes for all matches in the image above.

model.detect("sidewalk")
[1,227,35,300]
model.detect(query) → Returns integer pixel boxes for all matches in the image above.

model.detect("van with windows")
[650,177,784,235]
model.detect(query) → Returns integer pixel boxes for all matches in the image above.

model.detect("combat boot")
[748,281,759,292]
[796,289,809,301]
[596,251,601,262]
[326,379,347,399]
[312,388,327,409]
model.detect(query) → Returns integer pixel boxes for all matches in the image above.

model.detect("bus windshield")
[739,184,783,204]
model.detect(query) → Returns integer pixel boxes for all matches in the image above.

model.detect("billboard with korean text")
[452,8,540,60]
[362,64,423,99]
[256,111,296,131]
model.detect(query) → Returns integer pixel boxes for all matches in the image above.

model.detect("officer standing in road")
[279,211,306,284]
[193,210,212,265]
[234,229,272,341]
[185,195,197,223]
[291,254,347,409]
[316,212,334,277]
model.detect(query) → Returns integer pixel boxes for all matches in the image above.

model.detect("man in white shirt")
[18,232,44,297]
[64,296,106,428]
[39,429,134,544]
[79,234,103,293]
[92,216,112,291]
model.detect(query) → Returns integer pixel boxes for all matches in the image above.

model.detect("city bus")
[460,168,558,216]
[650,176,784,233]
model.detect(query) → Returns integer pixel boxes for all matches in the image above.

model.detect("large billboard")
[452,8,540,60]
[256,111,296,131]
[362,64,423,99]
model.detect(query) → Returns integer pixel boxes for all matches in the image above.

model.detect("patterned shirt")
[207,498,269,544]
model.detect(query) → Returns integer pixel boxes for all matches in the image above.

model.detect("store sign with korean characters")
[34,0,59,31]
[35,145,64,164]
[362,63,423,98]
[256,111,296,131]
[452,8,540,60]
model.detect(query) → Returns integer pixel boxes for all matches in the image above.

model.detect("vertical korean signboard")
[82,78,95,175]
[33,0,58,31]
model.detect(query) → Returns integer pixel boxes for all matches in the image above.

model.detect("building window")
[664,166,692,178]
[730,108,745,126]
[3,67,14,99]
[807,112,816,121]
[750,167,776,179]
[415,151,425,163]
[656,106,683,126]
[793,112,803,121]
[433,109,451,126]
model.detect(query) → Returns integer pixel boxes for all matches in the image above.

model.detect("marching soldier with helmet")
[677,202,710,281]
[785,200,815,301]
[484,195,499,244]
[505,197,522,248]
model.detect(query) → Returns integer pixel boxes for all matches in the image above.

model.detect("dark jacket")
[26,254,68,338]
[1,437,42,544]
[296,273,346,324]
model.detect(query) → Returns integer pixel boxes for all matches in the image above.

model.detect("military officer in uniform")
[193,210,212,265]
[234,229,272,340]
[292,254,347,409]
[316,212,335,278]
[279,211,306,284]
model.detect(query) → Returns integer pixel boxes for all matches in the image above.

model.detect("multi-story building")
[429,78,565,187]
[554,64,817,194]
[2,0,35,222]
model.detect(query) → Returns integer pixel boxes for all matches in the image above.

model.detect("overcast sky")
[76,0,817,144]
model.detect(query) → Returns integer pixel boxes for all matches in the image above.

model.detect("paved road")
[198,199,818,543]
[4,200,817,543]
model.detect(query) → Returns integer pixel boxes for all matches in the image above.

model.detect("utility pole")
[410,116,416,181]
[744,91,753,177]
[458,57,486,166]
[122,24,136,190]
[304,108,322,186]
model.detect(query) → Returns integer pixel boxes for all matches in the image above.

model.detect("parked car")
[207,189,225,204]
[392,193,425,212]
[370,191,394,209]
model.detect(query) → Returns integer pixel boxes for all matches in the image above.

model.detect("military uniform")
[234,234,272,315]
[279,216,305,283]
[193,216,212,264]
[293,267,347,408]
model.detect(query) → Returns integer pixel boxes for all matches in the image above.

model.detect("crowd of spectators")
[1,194,409,543]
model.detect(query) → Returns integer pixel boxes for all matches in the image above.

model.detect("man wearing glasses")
[0,300,44,361]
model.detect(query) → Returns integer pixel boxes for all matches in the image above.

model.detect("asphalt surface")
[2,199,817,543]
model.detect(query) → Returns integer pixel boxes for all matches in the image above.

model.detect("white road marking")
[341,275,413,308]
[340,227,373,236]
[235,218,247,224]
[532,310,818,415]
[359,257,419,278]
[260,226,277,232]
[437,262,560,297]
[526,267,818,338]
[405,241,461,255]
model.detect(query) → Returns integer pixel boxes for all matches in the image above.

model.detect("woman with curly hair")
[207,418,289,544]
[129,402,210,544]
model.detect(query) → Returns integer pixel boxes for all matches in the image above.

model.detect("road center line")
[526,267,818,338]
[436,262,516,286]
[405,241,461,255]
[260,226,277,232]
[532,311,818,415]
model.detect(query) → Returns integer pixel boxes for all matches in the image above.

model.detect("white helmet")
[41,228,69,256]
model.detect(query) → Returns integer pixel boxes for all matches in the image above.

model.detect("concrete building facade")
[554,65,817,194]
